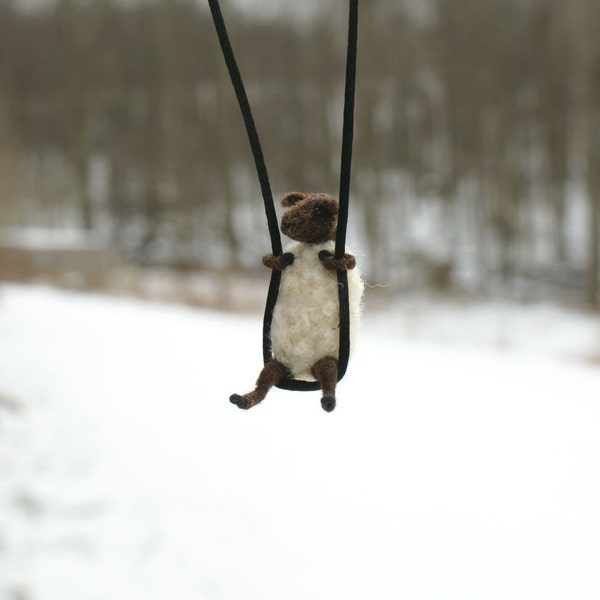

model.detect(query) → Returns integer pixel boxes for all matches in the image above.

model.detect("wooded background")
[1,0,600,307]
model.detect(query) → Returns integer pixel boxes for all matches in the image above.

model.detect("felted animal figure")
[230,191,364,412]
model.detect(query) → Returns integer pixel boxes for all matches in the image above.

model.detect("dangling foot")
[230,394,249,409]
[311,356,339,413]
[229,360,290,410]
[321,395,336,413]
[229,390,267,410]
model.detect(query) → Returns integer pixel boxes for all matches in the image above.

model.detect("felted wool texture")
[269,240,364,381]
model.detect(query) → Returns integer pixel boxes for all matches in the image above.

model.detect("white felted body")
[270,240,364,381]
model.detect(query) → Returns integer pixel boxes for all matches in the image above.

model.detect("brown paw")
[262,253,295,271]
[230,394,249,409]
[318,251,356,271]
[321,395,336,412]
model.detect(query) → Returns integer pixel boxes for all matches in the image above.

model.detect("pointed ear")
[281,192,306,208]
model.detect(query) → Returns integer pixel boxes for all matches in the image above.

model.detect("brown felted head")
[280,192,339,243]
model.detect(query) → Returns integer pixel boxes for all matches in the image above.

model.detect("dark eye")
[312,206,323,217]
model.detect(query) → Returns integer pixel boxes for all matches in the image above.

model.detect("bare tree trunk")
[59,0,93,230]
[586,113,600,307]
[570,0,600,307]
[214,43,240,269]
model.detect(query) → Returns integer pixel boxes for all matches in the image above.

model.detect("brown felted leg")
[311,356,339,412]
[230,360,290,410]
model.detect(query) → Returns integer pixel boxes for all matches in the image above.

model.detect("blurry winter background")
[1,0,600,599]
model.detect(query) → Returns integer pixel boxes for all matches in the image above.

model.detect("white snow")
[1,284,600,600]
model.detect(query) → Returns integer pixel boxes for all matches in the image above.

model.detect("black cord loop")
[208,0,359,391]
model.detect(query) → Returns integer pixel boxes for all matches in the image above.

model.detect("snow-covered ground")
[1,284,599,600]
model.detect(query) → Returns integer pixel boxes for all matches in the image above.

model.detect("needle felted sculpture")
[208,0,361,412]
[230,192,364,412]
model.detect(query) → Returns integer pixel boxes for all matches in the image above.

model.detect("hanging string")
[336,0,358,261]
[208,0,359,391]
[334,0,359,384]
[207,0,281,256]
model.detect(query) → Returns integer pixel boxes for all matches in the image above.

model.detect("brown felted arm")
[262,252,295,271]
[318,250,356,271]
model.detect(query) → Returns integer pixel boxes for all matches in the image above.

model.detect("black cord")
[208,0,359,391]
[336,0,358,261]
[334,0,359,384]
[207,0,281,256]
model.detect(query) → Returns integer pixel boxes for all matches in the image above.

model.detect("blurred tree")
[0,0,599,308]
[566,0,600,306]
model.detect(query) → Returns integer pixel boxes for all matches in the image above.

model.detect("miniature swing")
[208,0,361,411]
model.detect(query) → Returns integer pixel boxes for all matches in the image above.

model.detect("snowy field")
[1,284,600,600]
